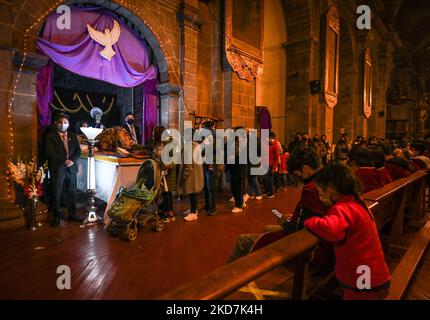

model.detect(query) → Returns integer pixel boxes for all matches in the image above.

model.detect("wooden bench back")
[160,171,428,300]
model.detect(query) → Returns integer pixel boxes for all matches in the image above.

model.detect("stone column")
[177,0,203,130]
[354,30,370,138]
[157,82,181,130]
[374,40,394,138]
[282,38,316,137]
[222,70,256,129]
[0,48,46,201]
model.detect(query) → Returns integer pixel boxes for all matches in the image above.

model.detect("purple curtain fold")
[260,108,272,130]
[36,61,54,148]
[36,6,157,88]
[143,79,158,144]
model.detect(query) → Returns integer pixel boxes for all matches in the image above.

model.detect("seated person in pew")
[349,147,384,193]
[385,148,412,180]
[409,143,430,171]
[305,162,391,300]
[369,146,393,185]
[228,147,332,272]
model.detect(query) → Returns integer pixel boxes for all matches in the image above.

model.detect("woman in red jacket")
[304,163,391,300]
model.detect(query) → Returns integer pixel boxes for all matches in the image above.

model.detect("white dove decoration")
[87,20,121,61]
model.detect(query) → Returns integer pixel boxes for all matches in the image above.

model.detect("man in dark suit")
[122,112,141,144]
[45,113,83,227]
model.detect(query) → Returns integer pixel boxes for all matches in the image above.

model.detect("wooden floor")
[0,188,302,299]
[405,247,430,299]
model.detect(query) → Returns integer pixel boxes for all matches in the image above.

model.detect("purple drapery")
[260,108,272,130]
[35,6,159,144]
[36,61,54,146]
[37,6,157,87]
[143,79,158,145]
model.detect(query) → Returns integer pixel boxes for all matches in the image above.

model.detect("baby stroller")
[106,158,166,241]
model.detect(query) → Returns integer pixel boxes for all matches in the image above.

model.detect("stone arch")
[11,0,183,130]
[12,0,179,86]
[333,17,357,143]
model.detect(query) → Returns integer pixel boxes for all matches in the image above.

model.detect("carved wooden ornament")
[323,6,340,108]
[225,0,264,81]
[363,48,372,119]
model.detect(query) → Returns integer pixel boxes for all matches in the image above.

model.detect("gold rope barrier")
[50,90,115,114]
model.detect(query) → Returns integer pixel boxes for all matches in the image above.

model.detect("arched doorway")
[64,0,169,83]
[36,2,172,145]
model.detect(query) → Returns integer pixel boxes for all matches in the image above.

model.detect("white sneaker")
[232,207,243,213]
[182,209,191,216]
[243,194,249,203]
[255,196,263,200]
[229,197,235,203]
[184,213,198,222]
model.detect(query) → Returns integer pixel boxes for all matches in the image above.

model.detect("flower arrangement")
[7,156,46,200]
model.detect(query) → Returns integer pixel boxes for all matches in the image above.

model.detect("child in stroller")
[106,158,166,241]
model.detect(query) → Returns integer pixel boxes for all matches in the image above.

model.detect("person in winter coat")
[225,127,248,213]
[305,163,391,300]
[178,131,204,222]
[263,131,280,198]
[278,146,289,190]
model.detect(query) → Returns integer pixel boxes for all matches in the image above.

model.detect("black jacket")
[45,130,81,178]
[122,124,141,144]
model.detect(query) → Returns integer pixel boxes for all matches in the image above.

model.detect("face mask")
[127,119,134,125]
[57,123,69,132]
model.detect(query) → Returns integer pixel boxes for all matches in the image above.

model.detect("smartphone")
[272,209,283,219]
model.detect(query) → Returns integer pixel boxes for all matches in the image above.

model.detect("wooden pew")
[160,171,428,300]
[159,228,320,300]
[385,220,430,300]
[363,171,428,249]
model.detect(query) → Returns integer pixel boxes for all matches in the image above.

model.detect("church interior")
[1,0,430,302]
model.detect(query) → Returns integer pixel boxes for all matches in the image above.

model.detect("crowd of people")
[155,128,430,223]
[153,125,294,222]
[227,132,430,300]
[44,112,430,299]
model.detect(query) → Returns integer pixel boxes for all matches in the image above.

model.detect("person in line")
[201,121,218,216]
[278,145,289,190]
[228,147,328,262]
[246,132,263,200]
[153,142,176,222]
[225,127,248,213]
[178,129,204,222]
[263,131,280,198]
